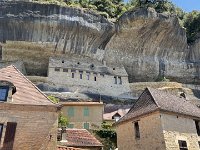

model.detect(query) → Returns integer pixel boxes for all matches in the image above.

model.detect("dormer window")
[0,86,9,101]
[0,80,16,102]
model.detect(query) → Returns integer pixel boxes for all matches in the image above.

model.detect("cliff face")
[104,8,197,83]
[0,1,113,54]
[0,1,113,75]
[1,2,200,83]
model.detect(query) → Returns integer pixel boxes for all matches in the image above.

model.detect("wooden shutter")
[2,122,17,150]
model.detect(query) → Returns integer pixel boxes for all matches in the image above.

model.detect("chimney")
[60,127,67,143]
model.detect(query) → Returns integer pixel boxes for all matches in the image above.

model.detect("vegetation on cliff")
[28,0,200,43]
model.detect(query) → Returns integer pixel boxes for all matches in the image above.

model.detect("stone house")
[115,87,200,150]
[0,65,60,150]
[58,129,103,150]
[61,101,104,129]
[47,57,131,99]
[103,108,130,125]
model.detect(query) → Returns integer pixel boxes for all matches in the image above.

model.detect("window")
[178,140,188,150]
[3,122,17,150]
[80,74,83,79]
[0,86,9,101]
[68,107,74,117]
[83,123,89,129]
[67,124,74,128]
[118,77,122,84]
[94,76,97,81]
[87,74,90,80]
[195,120,200,136]
[55,68,60,72]
[72,73,75,78]
[83,107,89,117]
[114,76,117,84]
[134,122,140,139]
[0,124,3,142]
[63,69,68,72]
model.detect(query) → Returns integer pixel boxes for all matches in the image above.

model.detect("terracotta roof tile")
[116,88,200,125]
[63,129,103,147]
[57,146,83,150]
[103,108,130,120]
[0,65,55,105]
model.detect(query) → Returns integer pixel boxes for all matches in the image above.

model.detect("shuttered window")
[0,124,3,143]
[83,123,89,129]
[68,107,74,117]
[3,122,17,150]
[83,107,89,117]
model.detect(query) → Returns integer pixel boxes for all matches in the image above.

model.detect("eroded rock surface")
[105,8,198,83]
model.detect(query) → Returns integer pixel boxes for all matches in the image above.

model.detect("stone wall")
[61,104,103,129]
[161,112,200,150]
[0,104,58,150]
[116,111,166,150]
[48,67,131,98]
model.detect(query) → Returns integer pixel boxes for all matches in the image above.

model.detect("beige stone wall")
[116,112,166,150]
[161,113,200,150]
[48,67,130,98]
[62,105,103,129]
[0,105,58,150]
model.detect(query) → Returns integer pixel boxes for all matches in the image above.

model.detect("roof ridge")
[9,65,56,105]
[146,87,161,108]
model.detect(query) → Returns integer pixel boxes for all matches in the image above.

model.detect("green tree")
[183,11,200,44]
[58,112,68,127]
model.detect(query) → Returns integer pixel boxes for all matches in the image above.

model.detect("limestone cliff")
[1,1,200,84]
[0,1,113,75]
[105,7,198,83]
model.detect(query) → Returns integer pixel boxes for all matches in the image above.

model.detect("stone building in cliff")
[0,65,60,150]
[47,57,131,98]
[60,101,104,130]
[115,88,200,150]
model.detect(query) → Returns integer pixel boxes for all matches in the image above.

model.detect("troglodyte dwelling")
[115,88,200,150]
[60,101,104,130]
[0,65,60,150]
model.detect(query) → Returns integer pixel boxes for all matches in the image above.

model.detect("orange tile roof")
[0,65,55,106]
[63,129,103,147]
[57,146,83,150]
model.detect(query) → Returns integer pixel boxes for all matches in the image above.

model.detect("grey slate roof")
[116,87,200,125]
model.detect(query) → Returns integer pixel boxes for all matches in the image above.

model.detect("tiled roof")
[103,108,130,120]
[63,129,103,147]
[61,101,104,106]
[57,146,83,150]
[0,65,55,105]
[116,88,200,125]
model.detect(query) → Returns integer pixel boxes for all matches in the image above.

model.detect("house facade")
[61,102,104,129]
[116,88,200,150]
[47,57,131,98]
[0,65,60,150]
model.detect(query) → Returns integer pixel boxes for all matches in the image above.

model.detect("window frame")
[0,124,3,143]
[178,140,188,150]
[68,107,74,117]
[67,123,74,129]
[134,121,140,139]
[83,122,90,129]
[54,68,60,72]
[195,120,200,136]
[0,86,9,101]
[83,107,89,117]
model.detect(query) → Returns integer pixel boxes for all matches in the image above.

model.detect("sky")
[124,0,200,12]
